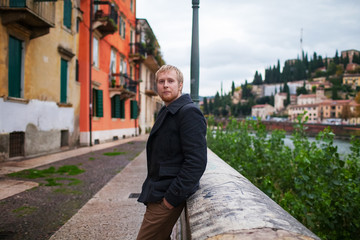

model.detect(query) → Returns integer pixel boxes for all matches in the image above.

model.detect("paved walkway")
[0,135,148,239]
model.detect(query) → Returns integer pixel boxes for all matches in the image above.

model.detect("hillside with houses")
[202,49,360,125]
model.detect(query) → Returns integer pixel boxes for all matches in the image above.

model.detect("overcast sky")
[136,0,360,97]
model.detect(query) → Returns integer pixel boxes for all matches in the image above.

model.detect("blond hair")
[155,65,184,85]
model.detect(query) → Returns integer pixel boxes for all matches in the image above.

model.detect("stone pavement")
[0,135,148,239]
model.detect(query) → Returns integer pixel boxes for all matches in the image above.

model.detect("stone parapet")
[182,149,320,240]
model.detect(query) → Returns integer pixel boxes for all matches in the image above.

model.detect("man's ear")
[179,81,183,92]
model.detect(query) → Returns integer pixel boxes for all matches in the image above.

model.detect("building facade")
[0,0,81,161]
[251,104,275,120]
[343,74,360,89]
[288,104,319,123]
[133,19,164,134]
[78,0,139,146]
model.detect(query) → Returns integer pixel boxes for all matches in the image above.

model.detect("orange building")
[78,0,139,146]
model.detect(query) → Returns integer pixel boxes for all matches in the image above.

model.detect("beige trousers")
[136,201,185,240]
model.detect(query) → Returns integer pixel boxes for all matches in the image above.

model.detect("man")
[136,65,207,240]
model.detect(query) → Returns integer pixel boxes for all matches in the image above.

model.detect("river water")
[283,135,353,158]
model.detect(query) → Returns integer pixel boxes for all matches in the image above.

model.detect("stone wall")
[182,149,320,240]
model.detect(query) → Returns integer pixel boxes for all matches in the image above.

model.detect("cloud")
[137,0,360,96]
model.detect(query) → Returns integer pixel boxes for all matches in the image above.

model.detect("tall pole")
[190,0,200,106]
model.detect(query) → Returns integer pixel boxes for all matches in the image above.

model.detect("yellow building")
[288,104,319,123]
[343,74,360,89]
[0,1,81,161]
[319,100,359,124]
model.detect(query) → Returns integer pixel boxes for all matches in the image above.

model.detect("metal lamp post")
[190,0,200,106]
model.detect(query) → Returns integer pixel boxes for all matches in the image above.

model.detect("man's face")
[157,70,183,106]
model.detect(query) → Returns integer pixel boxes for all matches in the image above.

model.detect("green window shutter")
[10,0,26,7]
[130,100,138,119]
[60,58,68,103]
[63,0,72,29]
[120,99,125,119]
[8,36,22,98]
[96,89,103,117]
[112,95,121,118]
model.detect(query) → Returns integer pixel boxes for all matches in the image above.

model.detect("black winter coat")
[138,94,207,207]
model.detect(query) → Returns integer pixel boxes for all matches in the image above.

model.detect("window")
[76,17,80,33]
[119,15,126,39]
[93,89,103,117]
[130,66,133,79]
[76,59,79,82]
[93,37,99,67]
[63,0,72,29]
[130,0,134,12]
[9,132,25,158]
[8,35,24,98]
[130,28,134,44]
[110,48,117,74]
[130,100,138,119]
[111,95,125,118]
[60,58,68,103]
[10,0,26,7]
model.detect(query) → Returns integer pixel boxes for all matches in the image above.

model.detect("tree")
[231,81,235,96]
[203,97,209,115]
[327,62,337,76]
[334,50,340,64]
[331,86,341,100]
[241,80,253,99]
[252,71,263,85]
[213,91,221,114]
[355,92,360,117]
[209,99,214,115]
[296,81,308,95]
[341,104,352,121]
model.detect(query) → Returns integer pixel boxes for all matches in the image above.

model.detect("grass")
[103,151,126,156]
[8,165,85,179]
[12,206,37,217]
[8,165,84,187]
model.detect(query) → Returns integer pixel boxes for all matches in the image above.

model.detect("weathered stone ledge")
[182,149,320,240]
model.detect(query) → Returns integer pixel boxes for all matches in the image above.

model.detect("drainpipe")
[89,0,93,146]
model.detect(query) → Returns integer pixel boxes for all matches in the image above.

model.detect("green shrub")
[207,115,360,240]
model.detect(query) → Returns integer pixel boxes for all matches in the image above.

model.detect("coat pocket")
[159,166,180,178]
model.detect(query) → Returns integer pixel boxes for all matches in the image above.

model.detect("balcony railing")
[145,78,157,97]
[93,5,118,38]
[109,73,137,99]
[0,0,55,38]
[129,43,146,62]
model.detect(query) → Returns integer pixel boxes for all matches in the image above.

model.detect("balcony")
[109,73,138,99]
[145,77,157,97]
[93,5,117,38]
[0,0,55,39]
[129,43,146,63]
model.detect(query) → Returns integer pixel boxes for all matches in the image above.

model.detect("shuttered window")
[8,36,23,98]
[63,0,72,29]
[60,58,68,103]
[10,0,26,7]
[112,95,125,119]
[93,89,103,117]
[130,100,138,119]
[112,95,121,118]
